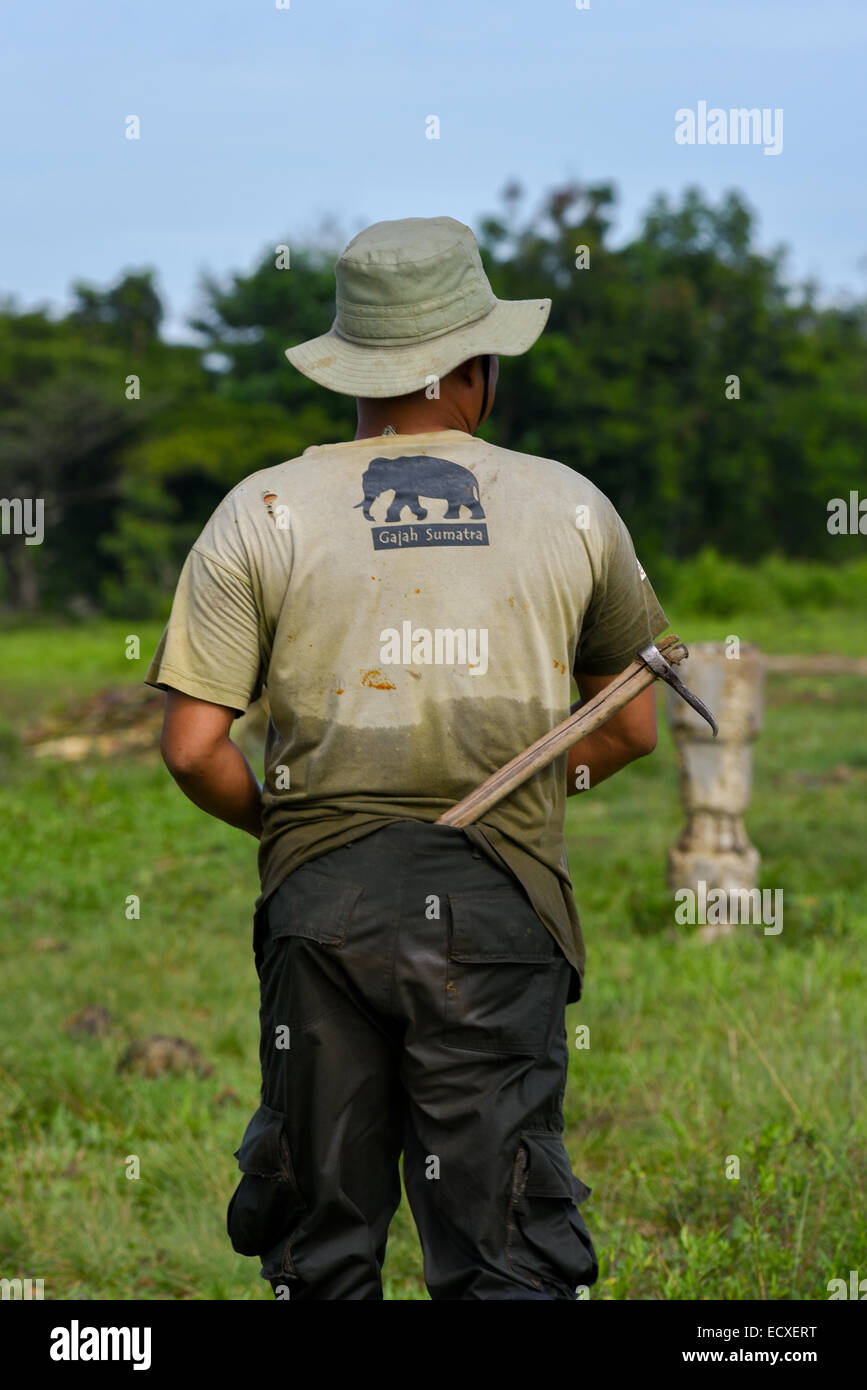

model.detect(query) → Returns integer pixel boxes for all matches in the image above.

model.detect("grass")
[0,610,865,1300]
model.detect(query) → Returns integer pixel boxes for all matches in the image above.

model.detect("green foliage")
[652,550,867,618]
[2,185,867,615]
[0,275,206,613]
[68,270,164,352]
[475,183,867,568]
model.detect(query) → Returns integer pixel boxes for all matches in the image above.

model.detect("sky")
[2,0,865,343]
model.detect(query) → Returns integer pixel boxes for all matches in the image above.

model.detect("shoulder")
[220,456,308,511]
[478,440,612,499]
[473,441,622,539]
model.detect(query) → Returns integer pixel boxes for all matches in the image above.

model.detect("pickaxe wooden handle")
[436,634,707,829]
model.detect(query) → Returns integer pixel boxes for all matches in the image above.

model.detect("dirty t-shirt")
[145,428,668,999]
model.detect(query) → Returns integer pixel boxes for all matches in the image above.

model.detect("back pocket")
[444,886,557,1055]
[266,861,363,947]
[260,862,365,1029]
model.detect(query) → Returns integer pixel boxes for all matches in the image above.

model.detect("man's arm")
[159,689,263,838]
[565,671,657,796]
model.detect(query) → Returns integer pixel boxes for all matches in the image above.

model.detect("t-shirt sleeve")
[144,543,264,716]
[574,498,669,676]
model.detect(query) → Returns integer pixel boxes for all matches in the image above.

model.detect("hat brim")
[284,296,551,399]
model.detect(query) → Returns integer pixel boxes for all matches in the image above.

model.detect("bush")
[654,549,867,618]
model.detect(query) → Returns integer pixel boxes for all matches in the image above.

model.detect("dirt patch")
[23,685,165,761]
[20,684,271,763]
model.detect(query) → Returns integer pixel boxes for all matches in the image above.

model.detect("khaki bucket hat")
[284,216,551,398]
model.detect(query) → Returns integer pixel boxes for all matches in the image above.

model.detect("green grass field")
[1,612,865,1300]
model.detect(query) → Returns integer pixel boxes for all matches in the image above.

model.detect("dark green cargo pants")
[226,820,598,1300]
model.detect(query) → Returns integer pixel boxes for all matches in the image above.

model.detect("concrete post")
[666,642,764,940]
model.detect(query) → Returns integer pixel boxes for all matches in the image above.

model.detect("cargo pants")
[226,820,599,1300]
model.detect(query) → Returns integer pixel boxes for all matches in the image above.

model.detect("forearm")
[565,696,652,795]
[565,726,650,794]
[167,737,263,838]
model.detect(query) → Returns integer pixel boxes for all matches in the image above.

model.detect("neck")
[354,399,478,441]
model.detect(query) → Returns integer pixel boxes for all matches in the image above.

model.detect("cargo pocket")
[505,1132,599,1295]
[226,1103,308,1279]
[444,886,557,1055]
[260,862,364,1029]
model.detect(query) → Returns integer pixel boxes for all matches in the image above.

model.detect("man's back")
[147,426,666,963]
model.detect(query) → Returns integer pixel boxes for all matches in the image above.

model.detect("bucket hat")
[284,216,551,398]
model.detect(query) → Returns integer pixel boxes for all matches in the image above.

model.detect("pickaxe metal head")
[638,641,719,737]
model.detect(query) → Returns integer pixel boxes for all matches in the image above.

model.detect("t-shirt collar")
[303,429,474,456]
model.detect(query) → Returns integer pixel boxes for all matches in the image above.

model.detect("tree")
[69,270,163,354]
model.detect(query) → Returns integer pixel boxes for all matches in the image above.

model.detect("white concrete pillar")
[666,642,764,940]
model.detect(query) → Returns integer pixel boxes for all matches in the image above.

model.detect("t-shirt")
[144,427,668,1000]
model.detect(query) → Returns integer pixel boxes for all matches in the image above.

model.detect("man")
[145,216,668,1300]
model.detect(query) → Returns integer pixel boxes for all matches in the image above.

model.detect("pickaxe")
[435,634,717,829]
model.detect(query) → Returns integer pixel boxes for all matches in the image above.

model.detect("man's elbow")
[160,733,212,779]
[610,717,657,763]
[626,726,658,759]
[159,689,237,779]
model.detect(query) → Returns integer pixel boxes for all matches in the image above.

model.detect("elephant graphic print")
[353,454,489,549]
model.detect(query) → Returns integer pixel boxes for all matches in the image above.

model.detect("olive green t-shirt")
[145,428,668,998]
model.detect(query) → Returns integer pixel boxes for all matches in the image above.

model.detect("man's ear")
[450,356,482,388]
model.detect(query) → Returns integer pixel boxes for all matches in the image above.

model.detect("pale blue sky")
[2,0,864,341]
